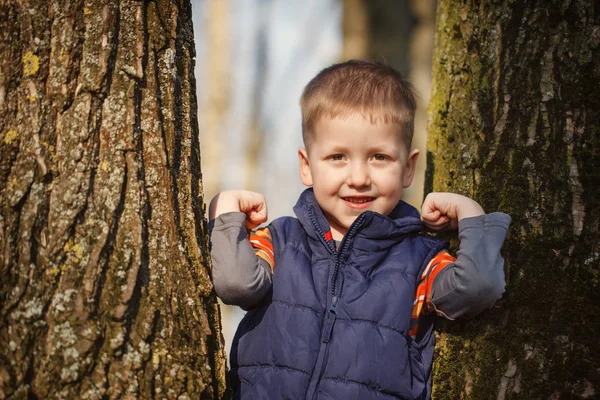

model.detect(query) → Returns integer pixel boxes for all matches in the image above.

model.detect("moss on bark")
[428,0,600,398]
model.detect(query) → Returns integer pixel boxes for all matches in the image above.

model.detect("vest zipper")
[323,212,365,344]
[305,210,367,400]
[330,213,366,305]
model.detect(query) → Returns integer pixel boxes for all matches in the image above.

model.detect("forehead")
[309,114,408,149]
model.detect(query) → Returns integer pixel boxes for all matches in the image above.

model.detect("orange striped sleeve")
[249,227,275,272]
[409,250,456,338]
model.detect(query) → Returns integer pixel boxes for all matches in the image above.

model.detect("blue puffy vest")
[230,189,447,399]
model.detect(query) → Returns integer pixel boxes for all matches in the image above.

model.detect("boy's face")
[298,113,419,241]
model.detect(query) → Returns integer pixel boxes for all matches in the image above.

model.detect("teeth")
[344,197,373,204]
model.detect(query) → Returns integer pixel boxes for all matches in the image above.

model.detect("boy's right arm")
[209,190,273,310]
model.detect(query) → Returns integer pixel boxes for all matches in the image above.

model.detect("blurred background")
[192,0,437,360]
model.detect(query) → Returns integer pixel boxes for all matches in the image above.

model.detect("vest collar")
[293,189,423,247]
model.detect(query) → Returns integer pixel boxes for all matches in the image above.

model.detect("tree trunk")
[428,1,599,398]
[341,0,369,61]
[0,1,227,398]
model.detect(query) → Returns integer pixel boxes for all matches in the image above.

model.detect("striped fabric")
[249,228,456,338]
[249,228,275,272]
[409,250,456,338]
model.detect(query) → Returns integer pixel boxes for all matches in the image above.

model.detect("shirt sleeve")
[409,251,456,338]
[209,212,274,310]
[411,212,511,328]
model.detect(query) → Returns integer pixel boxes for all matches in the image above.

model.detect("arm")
[209,191,273,310]
[420,193,510,319]
[429,213,509,319]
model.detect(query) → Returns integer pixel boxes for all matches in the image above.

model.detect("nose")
[347,161,371,188]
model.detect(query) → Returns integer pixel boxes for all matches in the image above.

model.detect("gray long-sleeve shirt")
[210,212,510,319]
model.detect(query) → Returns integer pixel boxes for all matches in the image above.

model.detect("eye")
[372,154,388,161]
[330,154,344,161]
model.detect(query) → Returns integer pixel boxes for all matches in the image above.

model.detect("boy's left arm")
[420,193,511,319]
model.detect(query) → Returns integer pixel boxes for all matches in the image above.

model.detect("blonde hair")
[300,60,416,148]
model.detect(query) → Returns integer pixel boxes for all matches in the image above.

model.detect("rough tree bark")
[0,1,227,398]
[428,0,599,398]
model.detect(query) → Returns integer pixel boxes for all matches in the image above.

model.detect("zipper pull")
[323,296,339,344]
[329,296,339,314]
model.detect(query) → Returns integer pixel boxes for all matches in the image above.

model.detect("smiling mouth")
[342,197,375,204]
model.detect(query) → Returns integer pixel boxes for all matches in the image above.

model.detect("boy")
[209,60,510,399]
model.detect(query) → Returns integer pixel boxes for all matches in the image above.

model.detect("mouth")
[342,197,375,205]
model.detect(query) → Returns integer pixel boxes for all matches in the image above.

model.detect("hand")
[421,192,484,232]
[209,190,268,231]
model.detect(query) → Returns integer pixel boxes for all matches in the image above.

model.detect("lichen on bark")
[0,1,227,398]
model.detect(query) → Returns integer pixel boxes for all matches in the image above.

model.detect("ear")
[298,148,313,186]
[402,149,420,188]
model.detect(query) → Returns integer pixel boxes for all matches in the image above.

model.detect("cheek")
[316,180,338,196]
[314,169,341,189]
[375,170,403,192]
[386,179,404,195]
